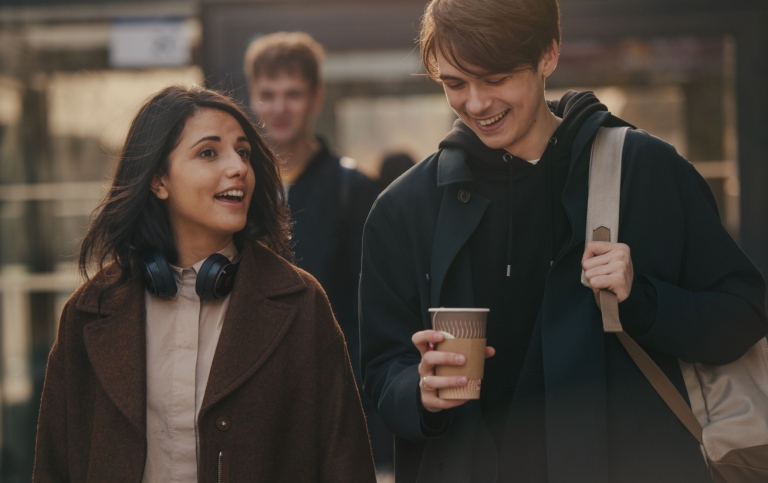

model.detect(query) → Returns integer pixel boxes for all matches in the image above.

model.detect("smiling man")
[359,0,768,482]
[244,32,379,373]
[243,29,385,464]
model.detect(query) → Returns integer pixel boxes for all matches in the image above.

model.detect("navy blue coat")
[288,141,379,381]
[360,110,767,482]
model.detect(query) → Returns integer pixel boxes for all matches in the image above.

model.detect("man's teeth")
[216,189,244,199]
[477,111,507,126]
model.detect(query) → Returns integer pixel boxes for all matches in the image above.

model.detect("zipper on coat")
[218,451,229,483]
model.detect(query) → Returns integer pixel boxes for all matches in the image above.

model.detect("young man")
[243,30,387,465]
[359,1,768,482]
[244,31,378,375]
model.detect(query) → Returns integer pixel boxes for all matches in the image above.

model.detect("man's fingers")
[411,330,445,355]
[420,375,471,413]
[422,350,465,367]
[582,242,630,265]
[420,375,468,391]
[588,274,631,302]
[414,332,495,413]
[584,260,626,279]
[582,241,613,260]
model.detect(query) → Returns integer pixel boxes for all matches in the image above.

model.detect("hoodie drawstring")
[504,152,514,277]
[504,136,558,278]
[547,136,557,267]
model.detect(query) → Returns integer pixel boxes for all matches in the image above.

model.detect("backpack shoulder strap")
[581,126,628,333]
[584,126,704,444]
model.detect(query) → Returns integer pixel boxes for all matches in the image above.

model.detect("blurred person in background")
[244,31,388,471]
[378,151,416,191]
[359,0,768,482]
[33,85,375,482]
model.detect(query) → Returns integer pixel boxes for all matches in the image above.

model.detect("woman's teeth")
[215,189,244,200]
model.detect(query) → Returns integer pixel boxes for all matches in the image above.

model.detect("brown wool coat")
[33,241,376,482]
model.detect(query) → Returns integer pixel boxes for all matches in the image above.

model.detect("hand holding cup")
[413,308,494,413]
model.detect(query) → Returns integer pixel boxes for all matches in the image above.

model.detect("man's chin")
[472,131,508,151]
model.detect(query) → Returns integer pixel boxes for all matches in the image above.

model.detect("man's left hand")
[582,241,634,302]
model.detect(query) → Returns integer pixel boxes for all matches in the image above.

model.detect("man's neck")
[273,135,320,186]
[508,109,563,162]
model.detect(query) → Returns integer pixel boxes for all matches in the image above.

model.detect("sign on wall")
[109,18,190,68]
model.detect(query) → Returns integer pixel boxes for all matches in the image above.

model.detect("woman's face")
[151,108,256,256]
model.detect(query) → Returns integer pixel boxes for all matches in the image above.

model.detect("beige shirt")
[142,243,237,483]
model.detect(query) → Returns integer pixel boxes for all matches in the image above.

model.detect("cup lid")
[428,307,490,313]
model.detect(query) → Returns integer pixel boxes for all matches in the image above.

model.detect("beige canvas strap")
[587,126,705,445]
[583,127,628,332]
[614,330,704,443]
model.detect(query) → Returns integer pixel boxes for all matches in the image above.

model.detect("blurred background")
[1,0,767,480]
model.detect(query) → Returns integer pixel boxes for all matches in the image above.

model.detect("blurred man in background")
[244,31,390,471]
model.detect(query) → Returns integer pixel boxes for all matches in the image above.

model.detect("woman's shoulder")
[241,241,326,297]
[64,263,123,312]
[243,241,340,337]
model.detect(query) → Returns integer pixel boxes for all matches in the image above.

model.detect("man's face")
[436,45,558,157]
[249,72,322,147]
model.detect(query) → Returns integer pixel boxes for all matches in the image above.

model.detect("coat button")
[457,189,471,203]
[216,416,231,431]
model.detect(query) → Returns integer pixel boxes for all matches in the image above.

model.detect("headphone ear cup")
[143,251,177,298]
[196,253,239,300]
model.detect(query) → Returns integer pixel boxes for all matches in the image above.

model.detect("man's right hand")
[412,330,495,413]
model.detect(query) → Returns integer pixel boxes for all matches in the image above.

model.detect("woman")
[33,85,375,482]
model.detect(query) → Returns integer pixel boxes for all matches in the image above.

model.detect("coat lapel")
[201,242,306,412]
[430,149,490,307]
[81,274,147,436]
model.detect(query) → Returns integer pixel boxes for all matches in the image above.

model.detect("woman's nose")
[226,151,249,177]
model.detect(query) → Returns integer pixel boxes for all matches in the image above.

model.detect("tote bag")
[584,126,768,482]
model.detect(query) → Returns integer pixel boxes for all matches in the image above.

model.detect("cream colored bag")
[680,339,768,481]
[585,126,768,482]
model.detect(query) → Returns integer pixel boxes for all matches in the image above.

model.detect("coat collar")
[81,272,147,435]
[436,147,475,187]
[201,242,306,413]
[431,148,490,307]
[79,241,305,432]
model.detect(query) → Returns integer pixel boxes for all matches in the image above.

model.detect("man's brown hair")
[244,31,324,91]
[419,0,561,79]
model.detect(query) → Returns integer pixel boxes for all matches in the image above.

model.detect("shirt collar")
[170,241,240,279]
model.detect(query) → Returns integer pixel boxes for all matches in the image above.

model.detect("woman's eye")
[238,149,251,160]
[200,148,215,158]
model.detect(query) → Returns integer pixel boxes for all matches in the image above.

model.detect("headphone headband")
[143,251,239,300]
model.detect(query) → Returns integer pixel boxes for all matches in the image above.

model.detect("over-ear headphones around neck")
[142,251,239,300]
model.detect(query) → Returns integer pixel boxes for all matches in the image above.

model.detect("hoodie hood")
[436,90,612,280]
[439,90,609,165]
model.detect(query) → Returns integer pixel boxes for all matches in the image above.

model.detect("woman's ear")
[151,173,170,200]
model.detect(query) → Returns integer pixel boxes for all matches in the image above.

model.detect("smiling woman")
[150,108,257,267]
[32,85,376,482]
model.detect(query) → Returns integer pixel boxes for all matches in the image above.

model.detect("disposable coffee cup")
[428,307,489,399]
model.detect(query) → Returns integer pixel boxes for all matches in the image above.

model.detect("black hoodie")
[437,91,609,476]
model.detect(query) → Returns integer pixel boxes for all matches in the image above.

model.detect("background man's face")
[436,48,557,157]
[250,72,321,147]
